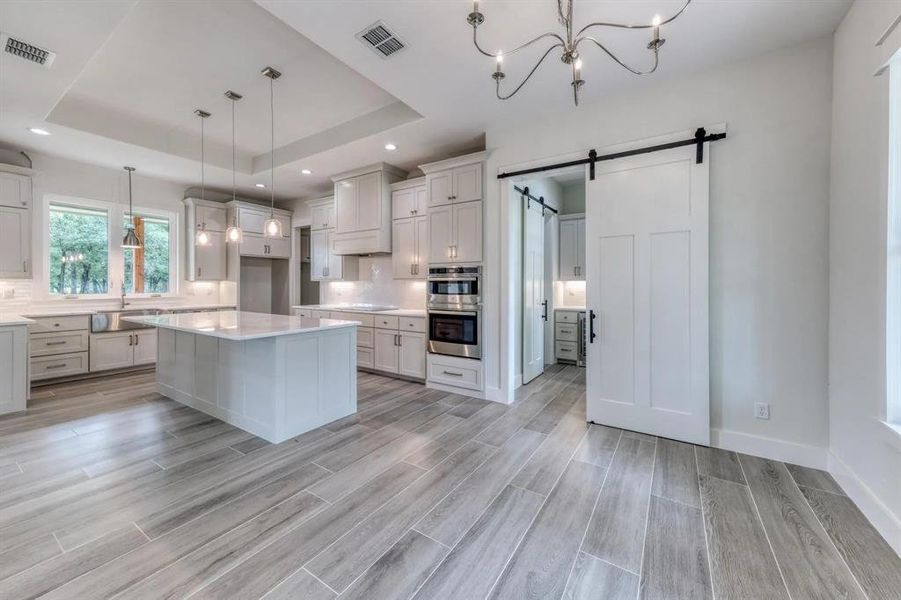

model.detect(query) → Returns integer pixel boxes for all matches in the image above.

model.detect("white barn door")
[522,199,546,384]
[585,145,710,445]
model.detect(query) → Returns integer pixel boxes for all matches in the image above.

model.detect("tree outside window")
[123,215,170,294]
[49,204,109,295]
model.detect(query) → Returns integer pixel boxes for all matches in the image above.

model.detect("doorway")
[298,226,320,305]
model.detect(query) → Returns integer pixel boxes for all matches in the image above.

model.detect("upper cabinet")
[426,162,482,207]
[308,197,359,282]
[331,163,406,255]
[226,201,292,260]
[0,170,32,279]
[184,198,227,281]
[558,215,585,281]
[419,151,486,265]
[310,200,336,231]
[391,178,428,279]
[391,178,427,219]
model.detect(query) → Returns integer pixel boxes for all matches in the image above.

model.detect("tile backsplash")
[555,280,586,307]
[320,256,426,308]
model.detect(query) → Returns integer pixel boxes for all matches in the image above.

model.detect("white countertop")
[293,305,427,318]
[17,303,236,318]
[0,314,34,326]
[123,310,357,341]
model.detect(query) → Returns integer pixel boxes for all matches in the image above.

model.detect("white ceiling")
[0,0,851,202]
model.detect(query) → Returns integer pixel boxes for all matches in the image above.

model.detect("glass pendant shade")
[226,222,243,243]
[263,214,282,238]
[195,223,212,246]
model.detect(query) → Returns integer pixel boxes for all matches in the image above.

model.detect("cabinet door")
[427,171,454,207]
[89,332,134,372]
[398,331,426,379]
[310,229,329,280]
[195,231,225,280]
[558,219,579,281]
[326,230,343,280]
[0,207,29,278]
[453,164,482,203]
[414,186,428,215]
[373,329,399,373]
[239,234,268,258]
[355,172,382,231]
[452,201,482,263]
[392,188,417,219]
[413,215,429,276]
[575,218,586,278]
[392,218,416,279]
[239,208,267,234]
[311,203,334,230]
[428,205,455,263]
[335,177,358,233]
[196,205,227,232]
[266,236,291,259]
[133,330,157,366]
[0,172,31,209]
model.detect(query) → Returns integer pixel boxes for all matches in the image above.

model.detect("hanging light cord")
[269,74,275,214]
[200,115,205,203]
[232,98,236,202]
[127,168,133,222]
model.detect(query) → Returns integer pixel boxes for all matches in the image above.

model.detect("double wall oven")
[427,266,481,359]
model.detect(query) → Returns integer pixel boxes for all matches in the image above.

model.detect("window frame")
[42,194,179,300]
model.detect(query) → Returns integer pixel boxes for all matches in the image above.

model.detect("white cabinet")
[0,171,32,209]
[398,331,426,379]
[428,201,482,264]
[426,163,482,207]
[0,324,28,415]
[0,206,30,278]
[311,200,336,231]
[185,198,227,281]
[373,329,400,373]
[310,228,358,281]
[234,205,289,237]
[89,330,157,372]
[392,215,428,279]
[239,234,290,259]
[133,329,158,366]
[331,164,406,254]
[559,216,585,281]
[392,180,427,219]
[227,201,292,260]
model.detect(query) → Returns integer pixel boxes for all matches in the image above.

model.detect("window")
[48,204,109,295]
[123,214,170,294]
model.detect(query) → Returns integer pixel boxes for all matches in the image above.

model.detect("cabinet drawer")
[356,347,375,369]
[555,323,579,343]
[28,315,90,334]
[31,351,88,381]
[555,311,582,324]
[428,356,482,390]
[555,341,579,360]
[330,312,374,328]
[296,309,313,318]
[399,317,426,333]
[311,310,331,319]
[357,327,374,348]
[374,315,400,330]
[30,331,89,356]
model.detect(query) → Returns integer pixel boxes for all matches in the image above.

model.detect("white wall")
[829,0,901,551]
[0,152,222,307]
[320,256,427,309]
[561,182,585,215]
[484,37,834,459]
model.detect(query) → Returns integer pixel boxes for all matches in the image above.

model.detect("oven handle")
[427,277,480,282]
[428,309,480,317]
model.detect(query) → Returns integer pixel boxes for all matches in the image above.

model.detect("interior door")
[586,145,710,445]
[522,199,546,384]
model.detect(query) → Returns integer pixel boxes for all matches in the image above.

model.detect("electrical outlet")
[754,402,770,420]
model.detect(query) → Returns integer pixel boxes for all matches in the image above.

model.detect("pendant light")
[194,109,212,246]
[262,66,282,238]
[224,90,244,243]
[121,166,142,249]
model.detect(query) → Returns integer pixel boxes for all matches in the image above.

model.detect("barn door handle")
[589,310,597,343]
[541,300,548,322]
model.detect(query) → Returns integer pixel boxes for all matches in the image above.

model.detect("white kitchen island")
[124,310,357,444]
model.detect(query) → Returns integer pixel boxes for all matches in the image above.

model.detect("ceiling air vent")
[356,21,406,58]
[1,33,56,68]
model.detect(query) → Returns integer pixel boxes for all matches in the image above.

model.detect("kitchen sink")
[91,309,164,333]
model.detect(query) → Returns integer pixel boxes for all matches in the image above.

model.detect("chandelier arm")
[575,0,691,37]
[576,36,660,75]
[496,43,563,100]
[472,24,565,58]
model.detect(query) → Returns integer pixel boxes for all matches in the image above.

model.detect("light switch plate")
[754,402,770,420]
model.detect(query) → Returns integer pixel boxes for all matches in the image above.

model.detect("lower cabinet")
[373,329,401,373]
[398,332,426,379]
[89,330,158,372]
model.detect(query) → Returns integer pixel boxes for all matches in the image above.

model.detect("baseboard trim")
[711,428,828,469]
[828,451,901,555]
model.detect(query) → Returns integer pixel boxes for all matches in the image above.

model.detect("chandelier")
[467,0,691,106]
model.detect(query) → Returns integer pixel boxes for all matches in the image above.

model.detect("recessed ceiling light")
[301,169,312,175]
[28,127,50,136]
[255,183,266,188]
[384,143,397,151]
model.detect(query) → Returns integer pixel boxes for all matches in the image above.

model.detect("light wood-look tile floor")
[0,365,898,599]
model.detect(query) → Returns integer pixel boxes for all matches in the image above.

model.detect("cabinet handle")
[135,334,139,346]
[197,267,201,278]
[46,340,67,346]
[45,363,67,370]
[129,334,133,346]
[442,370,463,377]
[23,260,27,272]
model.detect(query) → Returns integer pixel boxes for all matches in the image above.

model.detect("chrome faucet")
[120,283,130,310]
